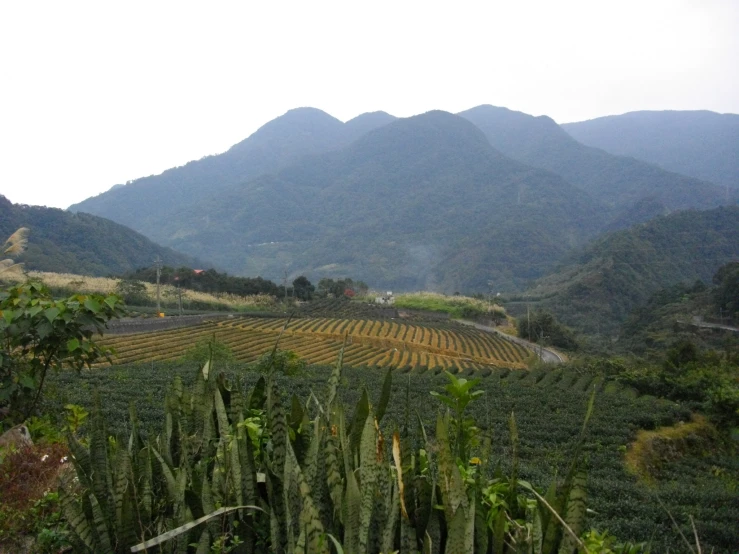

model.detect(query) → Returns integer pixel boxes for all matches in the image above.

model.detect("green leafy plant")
[0,281,125,425]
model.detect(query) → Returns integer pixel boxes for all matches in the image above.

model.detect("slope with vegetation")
[563,110,739,190]
[0,195,200,276]
[515,206,739,338]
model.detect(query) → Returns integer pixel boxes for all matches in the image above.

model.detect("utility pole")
[283,267,289,304]
[175,275,183,316]
[154,256,162,315]
[527,304,531,340]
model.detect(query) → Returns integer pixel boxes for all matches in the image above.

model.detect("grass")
[394,291,505,319]
[7,271,278,312]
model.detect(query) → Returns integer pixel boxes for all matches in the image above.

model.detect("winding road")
[458,319,564,364]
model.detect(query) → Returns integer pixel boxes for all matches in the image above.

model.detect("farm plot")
[101,315,531,370]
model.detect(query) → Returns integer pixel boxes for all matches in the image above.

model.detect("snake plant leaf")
[381,474,400,554]
[358,414,378,552]
[89,395,114,524]
[375,366,392,424]
[445,496,475,554]
[349,387,370,459]
[89,492,114,554]
[214,387,230,439]
[248,375,267,409]
[325,421,344,520]
[59,479,95,552]
[150,444,178,503]
[268,377,288,478]
[67,432,92,490]
[303,416,322,493]
[287,439,330,554]
[237,422,258,508]
[326,334,347,411]
[436,414,467,519]
[557,470,587,554]
[343,465,361,554]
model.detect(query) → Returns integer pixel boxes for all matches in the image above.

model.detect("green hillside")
[161,111,606,291]
[563,110,739,190]
[516,206,739,337]
[68,108,395,242]
[0,195,200,276]
[459,105,734,212]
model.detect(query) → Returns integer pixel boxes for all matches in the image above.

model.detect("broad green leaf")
[84,297,102,312]
[67,338,80,352]
[44,307,60,322]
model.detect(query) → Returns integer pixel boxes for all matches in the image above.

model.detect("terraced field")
[101,315,531,370]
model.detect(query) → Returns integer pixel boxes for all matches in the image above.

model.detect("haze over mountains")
[563,110,739,191]
[67,105,738,293]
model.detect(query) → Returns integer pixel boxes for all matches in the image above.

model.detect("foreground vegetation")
[36,357,737,553]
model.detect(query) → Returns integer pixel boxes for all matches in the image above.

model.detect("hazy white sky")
[1,0,737,209]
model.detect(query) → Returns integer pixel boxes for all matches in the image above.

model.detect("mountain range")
[65,105,738,292]
[563,110,739,191]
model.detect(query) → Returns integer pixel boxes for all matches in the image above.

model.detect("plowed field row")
[101,316,530,370]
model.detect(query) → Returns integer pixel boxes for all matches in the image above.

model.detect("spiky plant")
[0,227,28,276]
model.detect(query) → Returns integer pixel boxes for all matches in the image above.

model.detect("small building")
[375,291,395,305]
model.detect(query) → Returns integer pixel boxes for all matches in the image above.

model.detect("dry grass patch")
[12,271,277,311]
[625,414,718,483]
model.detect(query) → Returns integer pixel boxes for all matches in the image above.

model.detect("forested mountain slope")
[163,111,607,291]
[68,108,396,241]
[459,105,733,213]
[0,196,200,276]
[563,110,739,190]
[520,206,739,335]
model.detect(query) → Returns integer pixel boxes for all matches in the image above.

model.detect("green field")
[44,360,738,552]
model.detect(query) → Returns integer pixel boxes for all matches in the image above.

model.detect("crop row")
[218,316,530,367]
[100,316,530,370]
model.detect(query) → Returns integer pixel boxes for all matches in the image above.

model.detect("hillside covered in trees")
[516,206,739,338]
[0,195,200,276]
[563,110,739,190]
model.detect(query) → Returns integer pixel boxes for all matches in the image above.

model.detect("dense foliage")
[0,281,124,426]
[713,261,739,322]
[516,310,578,350]
[0,195,199,276]
[518,206,739,338]
[124,265,281,297]
[43,360,738,552]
